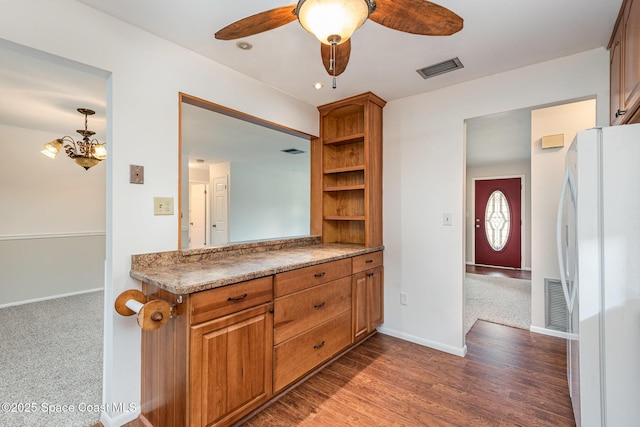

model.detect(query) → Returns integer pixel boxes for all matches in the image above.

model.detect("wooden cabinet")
[312,92,386,247]
[352,252,384,342]
[610,0,640,124]
[141,277,273,427]
[273,259,352,392]
[190,304,272,427]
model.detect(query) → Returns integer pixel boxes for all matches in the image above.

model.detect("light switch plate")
[154,197,174,215]
[443,213,453,226]
[130,165,144,184]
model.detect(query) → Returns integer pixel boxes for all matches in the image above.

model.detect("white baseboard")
[529,325,573,339]
[99,407,140,427]
[377,326,467,357]
[0,287,104,309]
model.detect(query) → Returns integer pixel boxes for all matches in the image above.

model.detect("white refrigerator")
[557,124,640,427]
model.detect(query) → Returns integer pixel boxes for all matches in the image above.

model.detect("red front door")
[474,178,521,268]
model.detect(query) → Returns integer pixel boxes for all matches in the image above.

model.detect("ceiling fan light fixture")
[296,0,373,45]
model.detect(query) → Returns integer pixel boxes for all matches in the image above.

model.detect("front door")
[474,177,522,268]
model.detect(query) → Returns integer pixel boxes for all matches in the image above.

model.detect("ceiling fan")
[215,0,463,88]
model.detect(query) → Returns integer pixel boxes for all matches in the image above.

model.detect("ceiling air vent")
[416,57,464,79]
[281,148,306,154]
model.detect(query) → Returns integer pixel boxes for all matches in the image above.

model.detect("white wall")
[465,161,532,269]
[0,123,106,305]
[530,100,596,330]
[0,1,318,425]
[381,48,609,356]
[229,162,310,242]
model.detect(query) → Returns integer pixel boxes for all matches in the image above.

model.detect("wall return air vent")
[416,57,464,79]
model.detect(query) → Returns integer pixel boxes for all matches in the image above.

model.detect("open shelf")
[324,165,365,174]
[323,133,365,146]
[324,185,365,192]
[322,219,365,244]
[314,92,386,247]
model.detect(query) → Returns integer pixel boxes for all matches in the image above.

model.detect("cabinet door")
[367,266,384,331]
[352,266,384,342]
[190,304,273,427]
[352,271,368,342]
[624,0,640,116]
[611,21,624,125]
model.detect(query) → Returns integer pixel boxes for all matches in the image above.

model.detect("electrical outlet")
[400,292,408,306]
[154,197,174,215]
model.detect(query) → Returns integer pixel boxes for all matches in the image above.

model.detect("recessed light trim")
[236,41,253,50]
[314,82,323,90]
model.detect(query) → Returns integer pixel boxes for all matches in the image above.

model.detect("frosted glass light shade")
[94,144,107,160]
[41,139,63,159]
[297,0,369,45]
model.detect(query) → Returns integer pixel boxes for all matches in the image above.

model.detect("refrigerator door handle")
[556,167,577,313]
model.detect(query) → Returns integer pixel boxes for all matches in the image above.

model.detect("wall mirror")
[179,94,313,249]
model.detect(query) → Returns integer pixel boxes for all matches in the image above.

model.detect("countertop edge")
[130,245,383,295]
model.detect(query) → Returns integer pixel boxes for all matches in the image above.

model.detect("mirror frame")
[178,92,316,249]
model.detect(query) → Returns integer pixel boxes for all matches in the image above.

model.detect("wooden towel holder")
[115,290,175,331]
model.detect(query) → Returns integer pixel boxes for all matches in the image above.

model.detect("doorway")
[474,177,522,268]
[188,182,209,248]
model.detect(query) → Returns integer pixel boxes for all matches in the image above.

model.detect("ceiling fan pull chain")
[330,41,337,89]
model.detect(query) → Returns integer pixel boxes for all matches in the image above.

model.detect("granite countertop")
[130,238,383,295]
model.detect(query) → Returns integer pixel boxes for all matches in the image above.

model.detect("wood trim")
[179,92,316,140]
[609,0,628,49]
[310,135,323,237]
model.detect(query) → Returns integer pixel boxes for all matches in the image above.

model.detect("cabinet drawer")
[274,276,351,345]
[190,276,273,324]
[274,258,351,297]
[352,251,383,274]
[273,311,351,392]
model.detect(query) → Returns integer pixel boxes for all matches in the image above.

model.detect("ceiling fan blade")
[321,39,351,76]
[370,0,463,36]
[215,6,297,40]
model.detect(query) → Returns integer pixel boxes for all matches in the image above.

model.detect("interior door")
[212,175,229,245]
[189,183,207,248]
[474,177,522,268]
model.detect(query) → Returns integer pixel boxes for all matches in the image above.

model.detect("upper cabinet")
[610,0,640,125]
[311,92,386,247]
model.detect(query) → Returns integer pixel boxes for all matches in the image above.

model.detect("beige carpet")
[0,291,103,427]
[465,273,531,334]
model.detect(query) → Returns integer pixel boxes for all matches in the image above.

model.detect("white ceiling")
[0,0,622,166]
[75,0,622,106]
[466,109,532,167]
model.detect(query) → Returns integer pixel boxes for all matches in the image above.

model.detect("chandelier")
[40,108,107,170]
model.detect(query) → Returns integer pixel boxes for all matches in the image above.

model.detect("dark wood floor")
[466,264,532,280]
[239,321,574,426]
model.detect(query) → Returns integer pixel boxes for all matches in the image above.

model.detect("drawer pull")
[365,259,374,264]
[313,301,326,309]
[313,340,325,350]
[227,293,248,302]
[314,272,326,278]
[367,273,375,278]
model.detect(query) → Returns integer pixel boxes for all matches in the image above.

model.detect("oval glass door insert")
[485,190,510,251]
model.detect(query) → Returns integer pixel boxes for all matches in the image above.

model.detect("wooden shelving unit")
[311,92,386,247]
